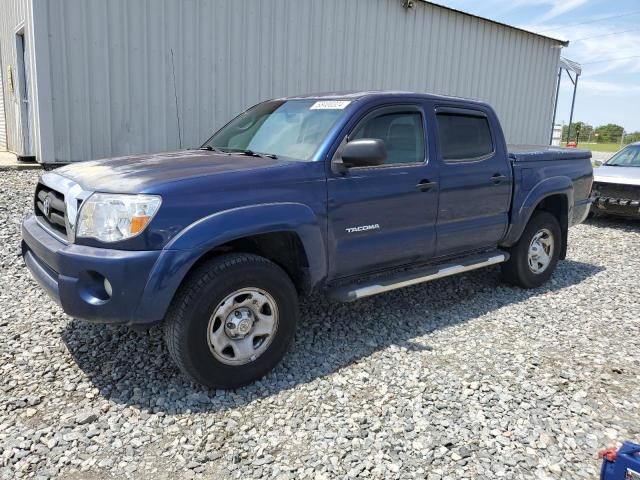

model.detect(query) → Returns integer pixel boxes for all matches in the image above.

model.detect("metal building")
[0,0,568,164]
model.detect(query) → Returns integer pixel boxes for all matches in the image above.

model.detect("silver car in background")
[591,142,640,218]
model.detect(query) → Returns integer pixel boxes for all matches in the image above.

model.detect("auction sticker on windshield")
[310,100,351,110]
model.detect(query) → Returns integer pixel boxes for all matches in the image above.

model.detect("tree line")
[562,122,640,145]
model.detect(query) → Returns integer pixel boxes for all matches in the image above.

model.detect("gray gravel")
[1,169,639,479]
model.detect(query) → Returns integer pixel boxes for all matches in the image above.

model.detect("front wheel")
[164,253,298,388]
[501,211,561,288]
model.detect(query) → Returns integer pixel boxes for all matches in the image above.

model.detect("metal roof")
[425,1,570,47]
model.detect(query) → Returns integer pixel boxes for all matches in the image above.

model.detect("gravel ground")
[1,169,639,480]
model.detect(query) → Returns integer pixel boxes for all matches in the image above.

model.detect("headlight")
[76,193,162,242]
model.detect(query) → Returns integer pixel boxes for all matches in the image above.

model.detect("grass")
[564,142,623,153]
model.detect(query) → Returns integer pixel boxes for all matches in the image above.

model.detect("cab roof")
[278,90,489,107]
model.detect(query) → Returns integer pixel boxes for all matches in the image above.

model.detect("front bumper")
[592,180,640,218]
[592,197,640,218]
[21,214,162,325]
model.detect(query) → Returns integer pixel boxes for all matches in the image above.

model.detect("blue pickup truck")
[22,91,593,388]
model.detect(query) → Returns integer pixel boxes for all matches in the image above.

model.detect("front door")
[327,103,439,279]
[433,106,512,256]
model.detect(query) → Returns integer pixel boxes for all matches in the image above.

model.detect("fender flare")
[503,176,573,248]
[134,203,326,323]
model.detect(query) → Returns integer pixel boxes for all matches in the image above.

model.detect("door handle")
[416,179,437,191]
[491,174,507,184]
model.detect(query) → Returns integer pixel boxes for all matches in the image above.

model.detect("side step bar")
[328,251,509,302]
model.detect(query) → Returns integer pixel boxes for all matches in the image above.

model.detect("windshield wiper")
[199,145,224,153]
[211,147,278,159]
[240,149,278,159]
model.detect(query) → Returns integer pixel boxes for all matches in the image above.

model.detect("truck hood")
[55,150,293,192]
[594,165,640,186]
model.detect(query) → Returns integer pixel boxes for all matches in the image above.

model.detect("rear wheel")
[164,253,298,388]
[501,211,561,288]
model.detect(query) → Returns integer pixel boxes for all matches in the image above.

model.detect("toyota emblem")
[43,196,51,217]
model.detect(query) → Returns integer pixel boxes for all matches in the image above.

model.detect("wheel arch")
[183,230,313,295]
[134,203,326,324]
[502,176,573,258]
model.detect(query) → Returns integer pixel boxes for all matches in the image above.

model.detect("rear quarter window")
[436,113,494,162]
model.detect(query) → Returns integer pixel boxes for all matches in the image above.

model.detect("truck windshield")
[606,145,640,167]
[202,99,350,161]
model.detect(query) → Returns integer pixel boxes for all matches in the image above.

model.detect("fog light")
[78,271,112,305]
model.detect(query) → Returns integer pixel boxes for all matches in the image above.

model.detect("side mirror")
[340,138,387,168]
[593,160,603,167]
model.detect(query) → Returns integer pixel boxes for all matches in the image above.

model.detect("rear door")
[432,106,512,257]
[327,102,439,279]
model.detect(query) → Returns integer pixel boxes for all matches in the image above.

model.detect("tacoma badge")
[345,224,380,233]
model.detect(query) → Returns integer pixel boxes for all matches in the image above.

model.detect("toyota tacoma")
[22,91,593,388]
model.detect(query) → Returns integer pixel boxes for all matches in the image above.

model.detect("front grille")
[593,182,640,202]
[35,183,68,239]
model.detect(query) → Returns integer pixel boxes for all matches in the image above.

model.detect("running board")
[328,251,509,302]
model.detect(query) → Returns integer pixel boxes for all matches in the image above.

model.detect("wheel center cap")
[224,308,254,338]
[237,319,252,335]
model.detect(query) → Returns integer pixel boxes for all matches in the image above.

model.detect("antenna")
[170,48,183,149]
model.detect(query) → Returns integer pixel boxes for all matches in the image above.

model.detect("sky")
[432,0,640,133]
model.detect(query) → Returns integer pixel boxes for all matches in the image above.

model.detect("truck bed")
[506,144,593,234]
[508,145,591,162]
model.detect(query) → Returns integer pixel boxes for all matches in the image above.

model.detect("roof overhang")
[559,57,582,75]
[423,1,570,47]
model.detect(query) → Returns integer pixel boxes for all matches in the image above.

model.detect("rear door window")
[436,113,494,162]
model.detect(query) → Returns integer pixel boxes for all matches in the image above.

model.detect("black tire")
[501,211,561,289]
[164,253,298,388]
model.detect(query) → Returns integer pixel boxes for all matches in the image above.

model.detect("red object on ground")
[567,141,577,148]
[598,447,618,462]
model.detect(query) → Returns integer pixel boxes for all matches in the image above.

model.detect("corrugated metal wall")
[33,0,562,163]
[0,0,27,153]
